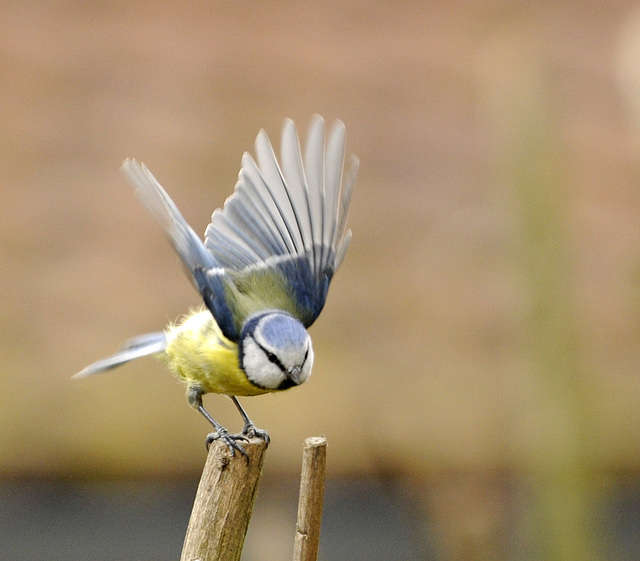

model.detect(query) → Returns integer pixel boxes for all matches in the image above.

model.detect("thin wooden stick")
[180,438,267,561]
[293,436,328,561]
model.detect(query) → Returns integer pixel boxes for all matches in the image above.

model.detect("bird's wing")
[122,116,357,342]
[122,159,220,274]
[203,116,358,334]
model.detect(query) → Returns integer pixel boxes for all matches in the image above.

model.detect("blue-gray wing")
[203,116,358,327]
[121,117,357,341]
[122,158,219,274]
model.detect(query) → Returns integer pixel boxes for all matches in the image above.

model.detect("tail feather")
[73,332,167,378]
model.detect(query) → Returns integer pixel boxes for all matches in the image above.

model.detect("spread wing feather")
[303,117,327,271]
[121,116,357,342]
[280,120,314,254]
[254,130,304,255]
[122,159,219,274]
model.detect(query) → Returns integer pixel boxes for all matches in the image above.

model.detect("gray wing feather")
[324,120,345,251]
[216,200,268,264]
[122,159,218,273]
[254,130,304,254]
[206,158,291,269]
[280,119,314,254]
[206,212,258,269]
[303,116,327,271]
[205,115,354,283]
[230,182,287,256]
[234,153,294,254]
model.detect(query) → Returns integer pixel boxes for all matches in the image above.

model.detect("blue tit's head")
[239,311,314,390]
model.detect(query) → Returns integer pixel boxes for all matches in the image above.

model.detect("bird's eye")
[266,352,278,364]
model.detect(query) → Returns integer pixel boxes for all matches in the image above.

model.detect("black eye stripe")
[252,336,286,372]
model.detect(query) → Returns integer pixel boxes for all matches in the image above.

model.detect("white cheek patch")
[242,337,286,389]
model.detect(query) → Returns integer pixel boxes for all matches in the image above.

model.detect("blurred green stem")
[480,42,600,561]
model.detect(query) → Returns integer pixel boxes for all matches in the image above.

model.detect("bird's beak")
[287,366,302,385]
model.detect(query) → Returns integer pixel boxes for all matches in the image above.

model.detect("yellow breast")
[164,309,270,397]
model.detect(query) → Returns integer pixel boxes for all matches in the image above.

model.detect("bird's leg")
[229,396,270,445]
[186,386,248,457]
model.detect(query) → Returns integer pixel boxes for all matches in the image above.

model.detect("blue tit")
[74,116,358,456]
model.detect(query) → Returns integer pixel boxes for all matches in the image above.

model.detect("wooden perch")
[179,435,328,561]
[293,436,328,561]
[180,438,268,561]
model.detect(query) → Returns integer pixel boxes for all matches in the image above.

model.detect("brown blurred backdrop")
[2,1,640,560]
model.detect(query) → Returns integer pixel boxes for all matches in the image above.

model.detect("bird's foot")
[205,428,248,457]
[242,423,270,446]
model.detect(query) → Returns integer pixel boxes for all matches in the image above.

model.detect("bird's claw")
[242,423,270,446]
[205,429,248,457]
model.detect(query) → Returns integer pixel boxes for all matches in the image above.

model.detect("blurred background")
[2,1,640,560]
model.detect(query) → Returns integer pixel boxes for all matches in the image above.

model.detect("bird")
[74,116,358,456]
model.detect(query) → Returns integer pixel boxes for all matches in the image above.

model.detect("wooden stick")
[293,436,328,561]
[180,438,267,561]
